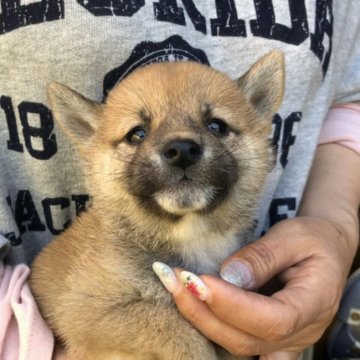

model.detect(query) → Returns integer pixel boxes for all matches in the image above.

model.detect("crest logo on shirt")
[103,35,210,98]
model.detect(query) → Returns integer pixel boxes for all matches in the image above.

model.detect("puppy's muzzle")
[162,140,202,169]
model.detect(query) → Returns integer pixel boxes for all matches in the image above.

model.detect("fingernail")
[180,271,209,301]
[220,260,254,288]
[152,262,178,293]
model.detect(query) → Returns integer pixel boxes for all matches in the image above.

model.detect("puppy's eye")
[207,119,229,136]
[126,126,147,144]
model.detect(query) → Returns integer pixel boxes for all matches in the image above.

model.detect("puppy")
[30,51,285,360]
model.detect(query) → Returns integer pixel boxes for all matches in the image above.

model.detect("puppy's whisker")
[118,159,152,168]
[218,168,232,175]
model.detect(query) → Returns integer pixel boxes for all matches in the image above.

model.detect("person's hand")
[154,216,356,359]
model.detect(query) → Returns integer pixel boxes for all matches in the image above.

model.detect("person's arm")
[299,141,359,270]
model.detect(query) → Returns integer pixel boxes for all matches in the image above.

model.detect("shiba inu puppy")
[30,51,285,360]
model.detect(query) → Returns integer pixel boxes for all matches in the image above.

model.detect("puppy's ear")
[47,82,102,146]
[238,51,285,119]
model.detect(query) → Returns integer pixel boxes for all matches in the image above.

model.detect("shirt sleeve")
[333,23,360,105]
[318,104,360,156]
[0,261,55,360]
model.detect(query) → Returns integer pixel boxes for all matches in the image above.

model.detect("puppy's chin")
[153,183,216,215]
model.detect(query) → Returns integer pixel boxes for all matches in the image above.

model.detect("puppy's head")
[48,51,284,234]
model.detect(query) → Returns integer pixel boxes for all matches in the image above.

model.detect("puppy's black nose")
[163,140,202,168]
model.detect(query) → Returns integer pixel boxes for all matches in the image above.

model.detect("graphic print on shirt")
[0,0,333,75]
[0,0,64,34]
[5,192,90,245]
[103,35,209,97]
[269,197,297,227]
[258,196,298,236]
[271,112,303,169]
[1,95,57,160]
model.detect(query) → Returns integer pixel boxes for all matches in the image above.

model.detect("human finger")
[173,270,277,356]
[220,218,332,290]
[173,269,319,355]
[190,273,308,342]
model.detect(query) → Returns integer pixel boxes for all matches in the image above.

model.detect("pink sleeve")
[0,262,54,360]
[319,104,360,155]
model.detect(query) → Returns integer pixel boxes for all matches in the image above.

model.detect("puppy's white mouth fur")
[154,182,216,215]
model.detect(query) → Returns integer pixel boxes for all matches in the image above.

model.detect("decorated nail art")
[152,262,178,293]
[180,271,209,301]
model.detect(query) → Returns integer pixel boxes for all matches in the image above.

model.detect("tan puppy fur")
[30,51,285,360]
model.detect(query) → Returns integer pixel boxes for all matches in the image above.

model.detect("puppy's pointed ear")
[47,82,102,145]
[238,51,285,119]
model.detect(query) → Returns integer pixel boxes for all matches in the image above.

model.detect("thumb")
[220,219,308,290]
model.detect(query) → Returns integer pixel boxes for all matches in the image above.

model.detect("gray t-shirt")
[1,0,360,265]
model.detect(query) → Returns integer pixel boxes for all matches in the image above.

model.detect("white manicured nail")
[152,262,178,293]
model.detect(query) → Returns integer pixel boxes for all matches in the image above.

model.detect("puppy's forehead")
[105,62,242,115]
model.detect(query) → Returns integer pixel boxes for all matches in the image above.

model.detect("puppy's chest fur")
[110,214,241,280]
[162,215,242,274]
